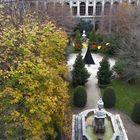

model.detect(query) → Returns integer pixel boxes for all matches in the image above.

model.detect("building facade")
[1,0,139,31]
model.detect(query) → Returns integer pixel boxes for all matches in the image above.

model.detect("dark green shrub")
[73,86,87,107]
[97,57,112,86]
[131,101,140,124]
[103,87,116,108]
[72,53,90,87]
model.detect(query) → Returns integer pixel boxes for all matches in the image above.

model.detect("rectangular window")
[88,6,93,15]
[72,6,77,16]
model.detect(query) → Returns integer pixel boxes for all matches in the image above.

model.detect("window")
[104,2,111,15]
[95,21,100,31]
[103,20,110,32]
[96,2,102,15]
[72,6,77,16]
[131,1,136,6]
[80,2,86,16]
[88,6,93,15]
[38,2,45,10]
[112,1,119,14]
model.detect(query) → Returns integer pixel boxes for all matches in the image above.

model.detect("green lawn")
[102,80,140,116]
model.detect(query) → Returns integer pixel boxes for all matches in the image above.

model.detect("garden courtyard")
[1,1,140,140]
[67,46,140,140]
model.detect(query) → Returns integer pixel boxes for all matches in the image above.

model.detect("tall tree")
[114,33,140,82]
[107,3,140,82]
[0,11,71,140]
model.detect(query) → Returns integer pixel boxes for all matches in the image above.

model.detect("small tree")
[131,101,140,124]
[72,53,90,87]
[73,86,87,107]
[74,30,83,52]
[97,57,112,86]
[103,87,116,108]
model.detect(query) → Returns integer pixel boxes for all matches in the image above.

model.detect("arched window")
[131,1,137,6]
[80,2,86,15]
[112,1,119,14]
[104,2,111,15]
[96,2,102,15]
[38,2,45,10]
[113,1,119,8]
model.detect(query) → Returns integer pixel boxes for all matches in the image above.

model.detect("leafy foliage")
[131,101,140,124]
[103,87,116,108]
[114,34,140,82]
[0,13,71,140]
[72,53,90,87]
[73,86,87,107]
[97,57,112,86]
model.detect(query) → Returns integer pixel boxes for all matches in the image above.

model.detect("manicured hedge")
[103,87,116,108]
[73,86,87,107]
[131,101,140,124]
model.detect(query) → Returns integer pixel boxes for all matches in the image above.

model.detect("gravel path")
[67,48,115,110]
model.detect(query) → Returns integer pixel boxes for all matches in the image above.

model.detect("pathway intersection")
[67,47,115,110]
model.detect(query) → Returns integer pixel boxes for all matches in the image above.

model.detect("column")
[69,0,73,15]
[109,0,113,33]
[86,0,88,16]
[77,0,80,16]
[102,0,105,16]
[93,0,96,16]
[44,2,47,10]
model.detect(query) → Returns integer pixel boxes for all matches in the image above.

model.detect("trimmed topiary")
[131,101,140,124]
[97,57,112,87]
[72,53,90,87]
[73,86,87,107]
[103,87,116,108]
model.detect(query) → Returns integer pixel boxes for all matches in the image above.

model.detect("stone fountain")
[72,99,129,140]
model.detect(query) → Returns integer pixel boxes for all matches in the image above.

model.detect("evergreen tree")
[74,30,82,52]
[97,57,112,86]
[72,53,90,87]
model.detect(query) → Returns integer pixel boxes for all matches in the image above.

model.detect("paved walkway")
[67,48,140,139]
[67,48,115,112]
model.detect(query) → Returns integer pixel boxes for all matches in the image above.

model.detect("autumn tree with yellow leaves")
[0,6,71,140]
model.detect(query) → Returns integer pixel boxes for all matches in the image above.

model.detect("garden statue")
[93,99,106,133]
[82,30,86,41]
